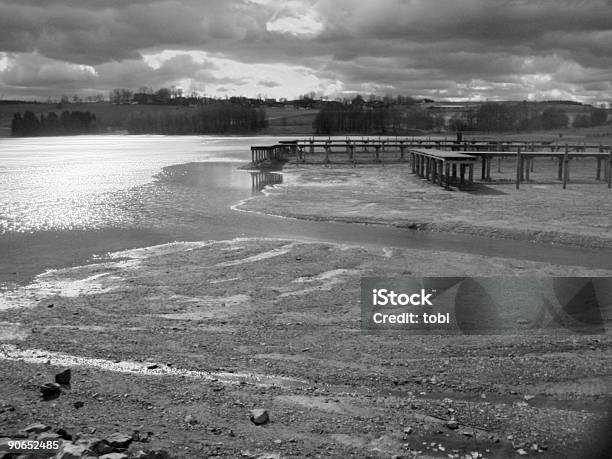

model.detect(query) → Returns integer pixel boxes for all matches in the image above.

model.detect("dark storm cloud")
[0,0,611,101]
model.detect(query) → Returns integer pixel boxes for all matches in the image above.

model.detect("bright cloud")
[0,0,610,103]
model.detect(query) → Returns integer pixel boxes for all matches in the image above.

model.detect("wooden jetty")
[409,149,477,189]
[250,137,612,190]
[250,144,287,164]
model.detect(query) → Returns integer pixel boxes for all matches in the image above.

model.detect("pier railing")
[250,137,612,190]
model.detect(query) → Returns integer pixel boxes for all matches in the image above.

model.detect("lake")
[1,134,609,286]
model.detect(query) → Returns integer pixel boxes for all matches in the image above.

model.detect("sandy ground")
[1,157,611,458]
[239,157,612,249]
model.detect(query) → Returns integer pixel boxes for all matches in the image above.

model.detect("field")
[1,101,610,141]
[0,102,317,137]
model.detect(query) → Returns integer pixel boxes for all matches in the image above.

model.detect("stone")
[37,432,61,442]
[55,369,71,385]
[0,402,15,413]
[56,443,88,459]
[516,449,528,456]
[462,431,474,437]
[76,437,113,455]
[100,453,129,459]
[132,450,171,459]
[250,409,269,425]
[445,420,459,430]
[40,382,61,396]
[23,423,52,434]
[184,414,197,425]
[104,433,132,449]
[74,401,84,409]
[56,428,73,440]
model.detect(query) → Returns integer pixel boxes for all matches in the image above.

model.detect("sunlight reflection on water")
[0,135,263,233]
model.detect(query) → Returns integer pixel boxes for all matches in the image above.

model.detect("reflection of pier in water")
[250,171,283,191]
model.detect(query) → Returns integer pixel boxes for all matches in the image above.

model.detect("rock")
[146,364,159,370]
[23,423,52,434]
[132,450,171,459]
[462,431,474,437]
[250,409,269,425]
[37,432,61,442]
[76,437,113,455]
[516,448,528,456]
[40,382,61,396]
[0,402,15,413]
[73,401,84,409]
[56,443,88,459]
[184,414,197,425]
[100,453,129,459]
[56,428,73,440]
[445,420,459,430]
[55,369,71,385]
[104,433,132,449]
[403,427,413,434]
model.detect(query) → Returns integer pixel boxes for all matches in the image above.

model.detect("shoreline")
[238,160,612,250]
[1,236,611,458]
[1,140,611,458]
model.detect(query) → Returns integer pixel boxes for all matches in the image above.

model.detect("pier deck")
[250,137,612,190]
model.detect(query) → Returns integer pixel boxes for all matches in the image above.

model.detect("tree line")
[313,101,442,134]
[11,111,97,136]
[126,102,268,134]
[449,102,608,132]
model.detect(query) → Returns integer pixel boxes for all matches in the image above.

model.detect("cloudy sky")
[0,0,611,103]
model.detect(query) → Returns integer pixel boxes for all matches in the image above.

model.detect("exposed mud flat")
[1,238,611,457]
[237,161,612,249]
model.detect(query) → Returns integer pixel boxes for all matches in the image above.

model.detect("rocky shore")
[1,236,611,458]
[1,156,611,458]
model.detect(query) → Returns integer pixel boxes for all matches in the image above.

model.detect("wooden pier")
[250,137,612,190]
[409,149,478,189]
[250,144,290,164]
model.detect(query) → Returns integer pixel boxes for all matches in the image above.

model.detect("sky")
[0,0,611,104]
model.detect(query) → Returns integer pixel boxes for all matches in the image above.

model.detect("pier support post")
[445,163,451,190]
[563,144,569,189]
[596,145,603,180]
[438,161,444,187]
[515,147,521,190]
[608,150,612,188]
[468,163,474,183]
[557,155,563,180]
[481,156,486,180]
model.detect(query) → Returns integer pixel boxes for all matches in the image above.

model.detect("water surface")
[1,135,610,286]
